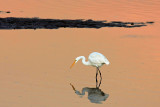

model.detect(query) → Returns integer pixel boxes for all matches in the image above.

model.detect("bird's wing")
[88,52,107,64]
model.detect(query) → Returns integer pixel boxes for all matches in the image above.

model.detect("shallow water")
[0,0,160,107]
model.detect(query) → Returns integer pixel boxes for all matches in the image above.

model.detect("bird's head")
[70,57,82,69]
[70,59,78,69]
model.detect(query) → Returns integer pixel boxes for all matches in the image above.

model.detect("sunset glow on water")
[0,0,160,107]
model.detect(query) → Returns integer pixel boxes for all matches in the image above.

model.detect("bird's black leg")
[96,67,98,88]
[97,67,102,88]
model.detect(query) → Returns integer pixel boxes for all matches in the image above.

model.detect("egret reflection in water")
[70,77,109,104]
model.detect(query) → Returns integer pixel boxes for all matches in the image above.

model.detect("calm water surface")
[0,0,160,107]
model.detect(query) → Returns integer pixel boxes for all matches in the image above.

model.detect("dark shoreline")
[0,17,154,29]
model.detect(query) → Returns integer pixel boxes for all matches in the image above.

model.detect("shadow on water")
[70,75,109,104]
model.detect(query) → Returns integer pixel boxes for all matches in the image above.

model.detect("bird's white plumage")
[70,52,109,79]
[88,52,110,67]
[71,52,110,68]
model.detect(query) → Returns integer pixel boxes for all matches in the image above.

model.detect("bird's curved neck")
[77,56,90,66]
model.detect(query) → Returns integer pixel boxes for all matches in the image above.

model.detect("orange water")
[0,0,160,107]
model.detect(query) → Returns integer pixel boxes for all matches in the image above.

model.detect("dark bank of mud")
[0,17,154,29]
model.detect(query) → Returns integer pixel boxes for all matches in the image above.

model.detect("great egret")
[70,52,110,79]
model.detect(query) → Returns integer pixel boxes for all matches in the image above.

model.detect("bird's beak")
[70,60,76,69]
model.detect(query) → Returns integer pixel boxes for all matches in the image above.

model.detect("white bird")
[70,52,110,79]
